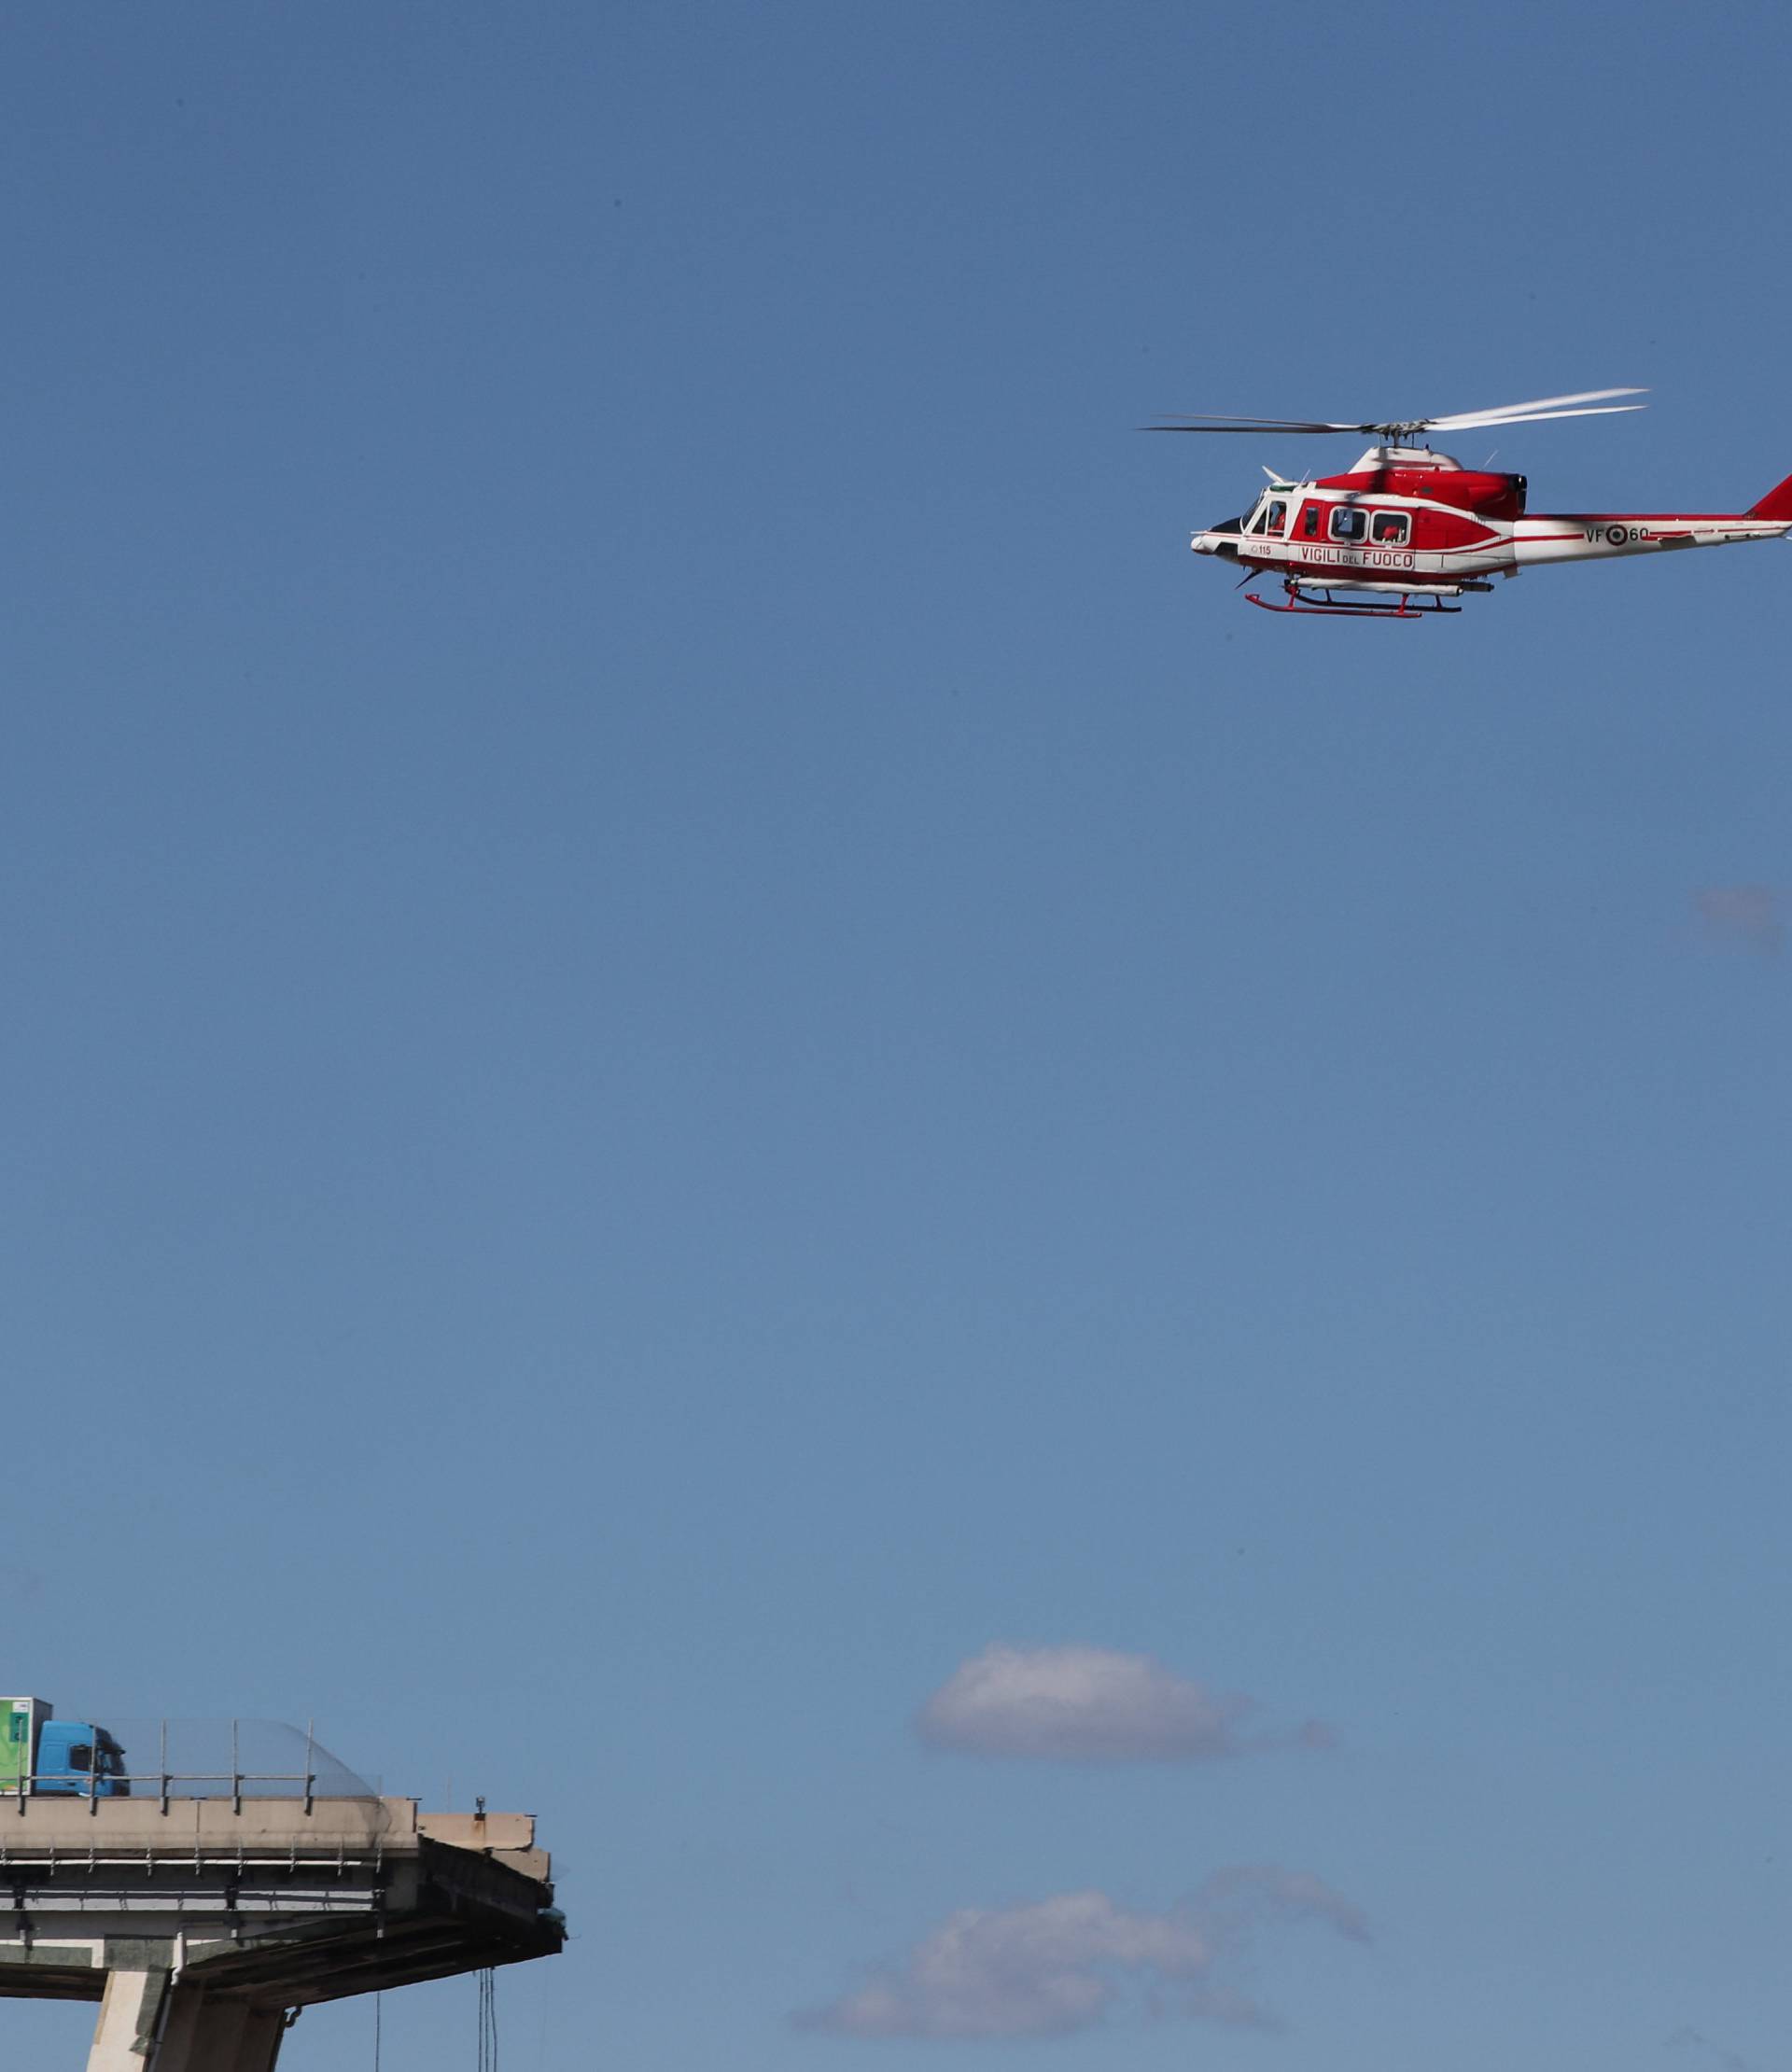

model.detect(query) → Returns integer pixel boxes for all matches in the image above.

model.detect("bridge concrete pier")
[0,1797,563,2071]
[89,1970,284,2072]
[151,1993,285,2072]
[88,1969,171,2072]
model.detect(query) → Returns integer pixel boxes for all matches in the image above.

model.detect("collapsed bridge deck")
[0,1796,563,2069]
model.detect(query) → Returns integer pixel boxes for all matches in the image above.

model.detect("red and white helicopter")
[1152,389,1792,618]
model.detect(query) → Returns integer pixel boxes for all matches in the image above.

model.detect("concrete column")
[87,1968,171,2071]
[152,1990,286,2072]
[86,1970,286,2072]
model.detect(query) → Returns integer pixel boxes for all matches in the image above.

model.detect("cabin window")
[1371,511,1410,545]
[1329,506,1367,543]
[1264,500,1287,535]
[1300,502,1322,539]
[68,1743,92,1772]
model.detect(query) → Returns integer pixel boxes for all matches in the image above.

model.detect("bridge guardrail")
[4,1719,374,1815]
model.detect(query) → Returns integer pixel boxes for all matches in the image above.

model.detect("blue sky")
[5,4,1790,2067]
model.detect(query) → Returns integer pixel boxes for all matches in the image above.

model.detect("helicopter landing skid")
[1245,579,1460,620]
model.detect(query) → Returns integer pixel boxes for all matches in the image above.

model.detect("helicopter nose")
[1191,528,1237,558]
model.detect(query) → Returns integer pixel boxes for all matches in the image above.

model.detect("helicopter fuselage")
[1194,444,1792,599]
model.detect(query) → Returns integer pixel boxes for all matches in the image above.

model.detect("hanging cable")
[477,1967,499,2072]
[372,1990,382,2072]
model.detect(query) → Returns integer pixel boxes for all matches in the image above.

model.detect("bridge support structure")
[90,1969,286,2072]
[0,1797,564,2070]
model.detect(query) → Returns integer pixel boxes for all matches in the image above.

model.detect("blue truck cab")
[34,1719,130,1797]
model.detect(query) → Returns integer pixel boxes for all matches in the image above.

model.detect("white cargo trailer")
[0,1698,52,1795]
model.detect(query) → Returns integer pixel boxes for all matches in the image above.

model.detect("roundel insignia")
[1606,524,1629,546]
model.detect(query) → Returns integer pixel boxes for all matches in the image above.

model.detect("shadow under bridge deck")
[0,1796,564,2071]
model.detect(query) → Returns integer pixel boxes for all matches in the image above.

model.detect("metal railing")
[4,1719,375,1815]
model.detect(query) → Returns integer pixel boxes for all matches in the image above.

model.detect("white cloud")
[1694,884,1784,956]
[796,1869,1368,2041]
[915,1644,1331,1762]
[1669,2029,1757,2072]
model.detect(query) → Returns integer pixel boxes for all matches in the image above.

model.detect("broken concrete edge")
[0,1798,567,2016]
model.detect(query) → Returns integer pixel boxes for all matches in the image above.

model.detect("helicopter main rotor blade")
[1143,415,1363,433]
[1426,402,1646,431]
[1145,388,1648,437]
[1423,387,1647,427]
